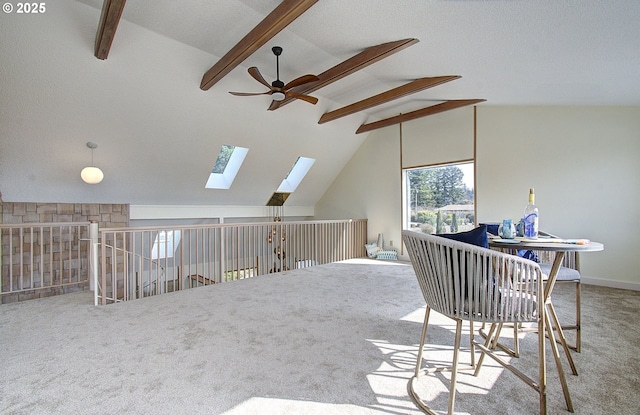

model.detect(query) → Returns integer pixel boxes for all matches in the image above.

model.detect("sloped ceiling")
[1,0,639,207]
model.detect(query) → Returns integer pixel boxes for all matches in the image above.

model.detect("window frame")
[402,160,476,234]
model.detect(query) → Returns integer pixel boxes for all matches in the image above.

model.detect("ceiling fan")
[229,46,319,110]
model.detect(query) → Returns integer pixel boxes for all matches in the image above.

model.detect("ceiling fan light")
[272,91,285,101]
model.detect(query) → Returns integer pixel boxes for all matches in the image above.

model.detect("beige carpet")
[1,258,639,414]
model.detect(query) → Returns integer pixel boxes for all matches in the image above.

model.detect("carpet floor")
[1,258,639,414]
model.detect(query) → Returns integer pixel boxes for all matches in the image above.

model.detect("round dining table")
[489,236,603,300]
[488,235,604,412]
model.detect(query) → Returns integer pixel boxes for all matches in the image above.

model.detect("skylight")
[205,145,249,189]
[277,156,315,193]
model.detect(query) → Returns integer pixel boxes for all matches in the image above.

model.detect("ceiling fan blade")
[284,74,319,90]
[271,38,419,111]
[247,67,272,89]
[286,91,318,105]
[267,100,280,111]
[229,91,271,96]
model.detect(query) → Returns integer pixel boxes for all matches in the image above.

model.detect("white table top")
[489,236,604,252]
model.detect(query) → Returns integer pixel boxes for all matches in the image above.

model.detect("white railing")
[96,219,367,305]
[0,222,91,303]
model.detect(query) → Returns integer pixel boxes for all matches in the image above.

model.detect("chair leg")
[409,309,469,415]
[544,303,574,412]
[448,319,463,415]
[548,301,578,375]
[557,280,581,353]
[479,321,521,358]
[538,311,547,415]
[473,320,548,415]
[415,306,431,378]
[473,323,498,376]
[513,322,521,357]
[408,306,441,415]
[575,281,581,352]
[469,321,476,368]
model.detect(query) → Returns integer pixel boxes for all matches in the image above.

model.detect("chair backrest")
[535,250,580,271]
[402,230,543,323]
[537,230,580,271]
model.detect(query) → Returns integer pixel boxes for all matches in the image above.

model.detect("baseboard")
[581,275,640,291]
[397,256,640,291]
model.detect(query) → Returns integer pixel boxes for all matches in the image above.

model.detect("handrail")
[1,219,367,305]
[99,219,361,232]
[0,222,91,303]
[0,221,91,228]
[96,219,367,305]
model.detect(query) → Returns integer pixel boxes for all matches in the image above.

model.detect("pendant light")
[80,142,104,184]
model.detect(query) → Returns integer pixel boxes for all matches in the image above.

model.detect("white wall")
[316,105,640,289]
[129,204,314,227]
[314,125,402,249]
[476,106,640,288]
[315,106,474,252]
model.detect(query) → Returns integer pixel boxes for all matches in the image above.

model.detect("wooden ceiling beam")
[94,0,127,60]
[200,0,318,90]
[355,99,486,134]
[318,76,460,124]
[270,38,419,110]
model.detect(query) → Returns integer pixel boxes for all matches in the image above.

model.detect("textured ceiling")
[82,0,640,112]
[1,1,639,208]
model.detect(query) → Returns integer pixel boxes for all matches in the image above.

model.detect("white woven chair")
[403,230,554,415]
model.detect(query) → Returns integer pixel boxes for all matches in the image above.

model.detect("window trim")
[402,160,475,233]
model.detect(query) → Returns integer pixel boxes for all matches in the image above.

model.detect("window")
[404,162,475,234]
[205,145,249,189]
[212,145,234,174]
[277,156,315,193]
[151,230,181,260]
[224,267,256,282]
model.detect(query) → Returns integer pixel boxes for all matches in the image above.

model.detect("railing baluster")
[1,222,90,302]
[124,230,130,301]
[0,219,366,305]
[29,227,34,290]
[66,225,71,286]
[57,226,62,288]
[134,231,140,299]
[7,228,12,292]
[100,231,106,305]
[19,228,24,291]
[49,226,54,287]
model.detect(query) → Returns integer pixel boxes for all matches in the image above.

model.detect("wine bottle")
[524,188,539,239]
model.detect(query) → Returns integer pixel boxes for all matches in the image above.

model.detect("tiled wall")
[1,202,128,228]
[0,201,129,303]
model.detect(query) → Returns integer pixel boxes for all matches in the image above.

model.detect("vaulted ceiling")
[1,0,639,208]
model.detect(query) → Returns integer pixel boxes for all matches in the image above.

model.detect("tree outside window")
[212,145,235,174]
[406,163,474,234]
